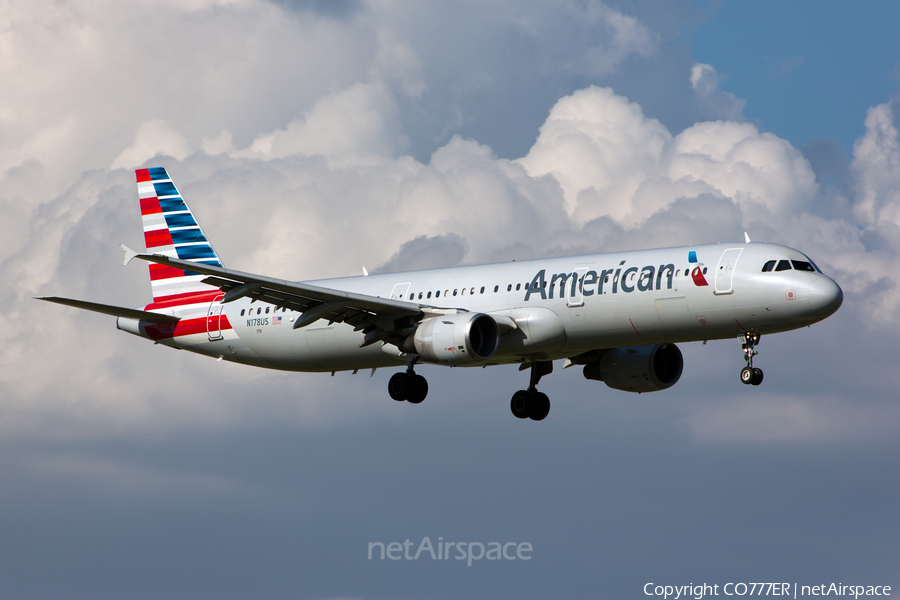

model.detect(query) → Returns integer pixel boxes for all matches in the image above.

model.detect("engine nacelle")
[583,343,683,393]
[404,313,500,366]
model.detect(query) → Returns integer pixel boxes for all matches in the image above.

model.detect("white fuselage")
[124,242,842,373]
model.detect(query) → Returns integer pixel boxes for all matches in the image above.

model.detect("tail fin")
[136,167,224,304]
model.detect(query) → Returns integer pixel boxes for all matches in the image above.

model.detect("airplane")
[38,167,843,421]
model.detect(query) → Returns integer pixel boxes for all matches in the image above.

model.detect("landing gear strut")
[510,360,552,421]
[389,355,428,404]
[738,333,764,386]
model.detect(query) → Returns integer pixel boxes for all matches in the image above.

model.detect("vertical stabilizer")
[136,167,224,304]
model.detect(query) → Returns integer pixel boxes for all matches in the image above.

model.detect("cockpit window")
[803,255,823,273]
[791,260,816,272]
[761,260,776,272]
[774,260,792,272]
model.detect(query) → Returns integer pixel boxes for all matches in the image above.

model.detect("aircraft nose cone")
[808,277,843,317]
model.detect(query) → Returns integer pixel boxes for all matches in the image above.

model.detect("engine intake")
[403,313,500,366]
[583,343,683,393]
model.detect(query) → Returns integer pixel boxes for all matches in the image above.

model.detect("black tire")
[740,367,754,385]
[407,375,428,404]
[510,390,532,419]
[529,392,550,421]
[388,372,411,401]
[751,368,764,386]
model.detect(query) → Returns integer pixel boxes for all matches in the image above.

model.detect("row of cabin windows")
[761,259,817,273]
[240,306,289,317]
[235,264,720,314]
[219,260,826,319]
[403,284,525,300]
[400,267,711,300]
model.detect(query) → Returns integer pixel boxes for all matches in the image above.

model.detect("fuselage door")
[567,267,590,308]
[207,294,224,340]
[390,282,412,301]
[714,248,743,295]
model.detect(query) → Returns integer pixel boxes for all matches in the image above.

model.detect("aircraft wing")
[128,250,424,344]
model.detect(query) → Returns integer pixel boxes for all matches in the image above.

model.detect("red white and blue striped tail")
[136,167,224,305]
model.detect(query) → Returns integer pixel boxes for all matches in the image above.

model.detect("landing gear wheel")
[529,392,550,421]
[738,333,763,387]
[751,368,764,386]
[510,390,532,419]
[388,372,412,401]
[407,375,428,404]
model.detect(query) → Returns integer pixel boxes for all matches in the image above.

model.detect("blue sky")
[2,1,899,598]
[691,1,900,154]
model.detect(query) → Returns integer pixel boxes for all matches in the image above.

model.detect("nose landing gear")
[738,333,763,386]
[510,360,552,421]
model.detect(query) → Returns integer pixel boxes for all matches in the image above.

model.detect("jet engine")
[401,313,500,366]
[583,343,683,393]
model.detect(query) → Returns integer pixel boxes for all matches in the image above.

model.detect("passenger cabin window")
[762,260,776,272]
[775,260,792,271]
[507,284,512,292]
[461,288,467,296]
[427,291,432,299]
[241,309,245,316]
[453,289,458,296]
[791,260,816,272]
[480,286,485,294]
[494,285,499,293]
[516,283,521,291]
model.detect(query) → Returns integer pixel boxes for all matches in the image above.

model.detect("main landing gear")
[388,355,428,404]
[738,333,764,386]
[510,360,552,421]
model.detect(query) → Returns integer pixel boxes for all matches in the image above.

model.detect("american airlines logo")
[524,259,702,301]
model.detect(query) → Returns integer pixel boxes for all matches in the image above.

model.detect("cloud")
[580,2,658,76]
[690,63,747,121]
[519,85,814,227]
[238,81,409,164]
[7,78,900,443]
[682,393,900,444]
[111,120,191,170]
[852,97,900,229]
[374,233,469,274]
[4,3,900,595]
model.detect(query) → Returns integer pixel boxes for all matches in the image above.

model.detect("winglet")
[744,232,751,243]
[120,244,139,266]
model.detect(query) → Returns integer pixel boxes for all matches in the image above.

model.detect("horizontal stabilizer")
[36,296,180,323]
